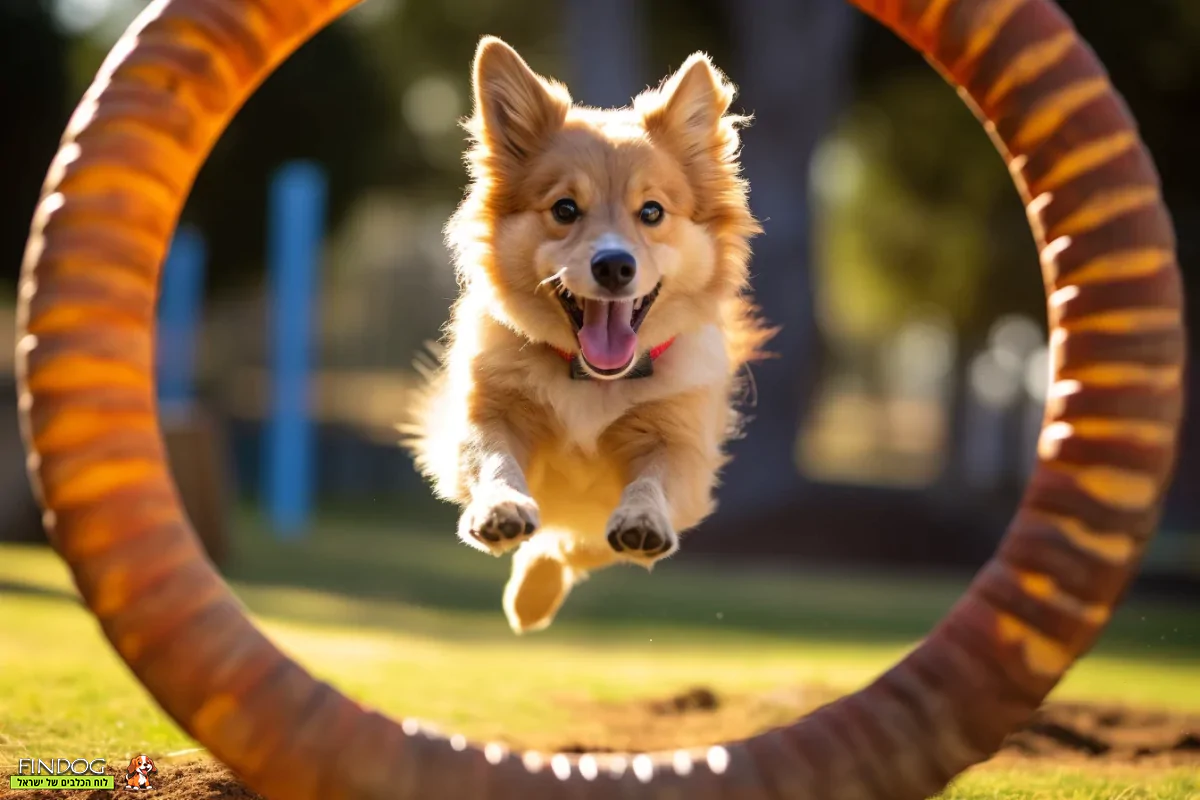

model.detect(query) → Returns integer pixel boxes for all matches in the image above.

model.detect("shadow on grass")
[0,579,80,605]
[221,503,1200,658]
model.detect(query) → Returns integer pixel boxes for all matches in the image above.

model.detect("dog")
[403,36,771,634]
[124,754,156,791]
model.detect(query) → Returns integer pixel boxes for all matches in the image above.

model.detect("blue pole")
[264,161,327,538]
[157,225,207,409]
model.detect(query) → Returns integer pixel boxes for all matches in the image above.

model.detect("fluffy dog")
[403,36,771,633]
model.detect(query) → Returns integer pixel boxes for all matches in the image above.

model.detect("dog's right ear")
[470,37,570,162]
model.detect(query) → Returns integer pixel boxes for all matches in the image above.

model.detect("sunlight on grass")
[945,764,1200,799]
[1,512,1198,798]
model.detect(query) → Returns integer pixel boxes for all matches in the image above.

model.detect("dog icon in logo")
[124,754,157,791]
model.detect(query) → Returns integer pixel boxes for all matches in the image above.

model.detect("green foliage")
[1060,0,1200,278]
[182,19,403,294]
[814,28,1042,349]
[351,0,566,181]
[5,0,1200,315]
[816,1,1200,354]
[814,77,1000,343]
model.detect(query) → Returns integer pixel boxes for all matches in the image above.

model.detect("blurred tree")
[821,18,1042,354]
[182,20,406,295]
[814,23,1042,504]
[642,0,736,72]
[704,0,860,526]
[563,0,645,108]
[1056,0,1200,527]
[0,0,70,297]
[355,0,566,189]
[810,2,1200,548]
[35,6,409,298]
[819,1,1200,347]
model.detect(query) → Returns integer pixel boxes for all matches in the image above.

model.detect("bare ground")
[5,687,1198,800]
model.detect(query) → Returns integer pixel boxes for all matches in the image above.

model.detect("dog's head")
[127,755,156,776]
[450,36,759,379]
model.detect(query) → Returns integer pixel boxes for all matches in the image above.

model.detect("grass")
[944,767,1200,799]
[1,504,1198,798]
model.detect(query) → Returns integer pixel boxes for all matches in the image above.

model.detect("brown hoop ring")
[15,0,1185,797]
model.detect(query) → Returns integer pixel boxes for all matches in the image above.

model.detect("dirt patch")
[553,686,1200,767]
[4,689,1196,798]
[551,684,840,754]
[1002,701,1200,765]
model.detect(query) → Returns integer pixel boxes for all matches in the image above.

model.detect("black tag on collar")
[569,351,655,381]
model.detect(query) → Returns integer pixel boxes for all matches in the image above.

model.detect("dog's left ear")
[638,53,739,167]
[470,36,570,162]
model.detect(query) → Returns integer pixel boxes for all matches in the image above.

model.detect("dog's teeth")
[634,297,643,311]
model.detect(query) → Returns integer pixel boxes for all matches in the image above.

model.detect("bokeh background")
[2,1,1199,590]
[2,2,1200,789]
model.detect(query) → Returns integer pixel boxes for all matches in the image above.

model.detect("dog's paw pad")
[606,508,677,566]
[460,490,539,554]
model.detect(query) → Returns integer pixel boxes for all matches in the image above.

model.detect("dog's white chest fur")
[534,324,729,454]
[540,382,637,454]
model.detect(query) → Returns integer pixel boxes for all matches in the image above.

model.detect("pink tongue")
[578,300,637,371]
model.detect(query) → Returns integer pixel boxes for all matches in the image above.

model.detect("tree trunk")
[562,0,644,109]
[0,375,43,544]
[708,0,859,521]
[1162,355,1199,529]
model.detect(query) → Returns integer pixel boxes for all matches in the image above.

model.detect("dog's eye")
[551,198,580,224]
[639,201,664,226]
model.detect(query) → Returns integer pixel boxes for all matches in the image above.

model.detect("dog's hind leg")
[502,528,617,633]
[503,548,573,634]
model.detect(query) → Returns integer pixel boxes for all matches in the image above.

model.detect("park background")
[0,1,1199,797]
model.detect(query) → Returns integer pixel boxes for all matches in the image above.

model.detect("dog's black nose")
[590,249,637,293]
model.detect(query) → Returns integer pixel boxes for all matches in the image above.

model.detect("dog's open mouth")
[552,279,662,375]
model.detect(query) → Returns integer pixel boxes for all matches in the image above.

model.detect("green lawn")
[1,506,1198,798]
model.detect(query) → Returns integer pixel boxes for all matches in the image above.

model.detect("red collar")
[551,337,676,365]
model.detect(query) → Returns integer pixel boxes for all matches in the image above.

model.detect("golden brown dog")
[403,36,771,633]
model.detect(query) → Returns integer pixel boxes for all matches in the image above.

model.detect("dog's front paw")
[459,488,539,555]
[606,504,678,568]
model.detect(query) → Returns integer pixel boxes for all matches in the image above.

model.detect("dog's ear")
[470,36,570,162]
[638,53,740,169]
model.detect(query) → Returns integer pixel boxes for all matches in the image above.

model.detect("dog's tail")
[503,529,591,634]
[395,340,444,457]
